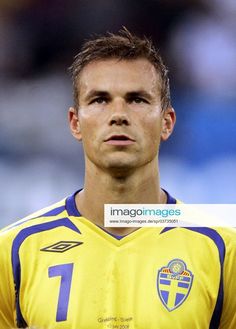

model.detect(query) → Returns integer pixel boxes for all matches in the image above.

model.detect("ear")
[161,107,176,141]
[68,107,82,141]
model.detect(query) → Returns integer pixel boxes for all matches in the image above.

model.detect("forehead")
[78,58,161,95]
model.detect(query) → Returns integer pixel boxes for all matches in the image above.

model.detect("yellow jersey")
[0,190,236,329]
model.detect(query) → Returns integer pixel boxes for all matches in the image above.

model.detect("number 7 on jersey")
[48,263,74,322]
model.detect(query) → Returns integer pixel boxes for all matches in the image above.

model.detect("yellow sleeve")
[0,230,17,329]
[219,228,236,329]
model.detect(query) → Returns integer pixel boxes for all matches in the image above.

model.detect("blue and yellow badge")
[157,259,193,311]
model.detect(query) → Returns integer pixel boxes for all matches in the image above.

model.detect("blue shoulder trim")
[2,205,66,233]
[160,227,225,329]
[11,218,81,327]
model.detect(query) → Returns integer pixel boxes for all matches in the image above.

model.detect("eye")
[130,97,148,104]
[90,97,107,105]
[133,97,144,103]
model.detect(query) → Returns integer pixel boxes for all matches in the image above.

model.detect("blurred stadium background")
[0,0,236,227]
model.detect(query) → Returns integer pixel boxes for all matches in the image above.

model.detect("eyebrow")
[125,90,153,101]
[84,90,110,102]
[84,89,154,102]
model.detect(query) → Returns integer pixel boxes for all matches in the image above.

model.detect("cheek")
[79,115,97,137]
[79,108,108,135]
[79,118,103,155]
[142,116,162,143]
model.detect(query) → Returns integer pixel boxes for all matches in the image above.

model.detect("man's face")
[69,58,175,174]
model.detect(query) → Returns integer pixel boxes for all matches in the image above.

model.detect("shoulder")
[0,197,68,249]
[214,228,236,328]
[183,226,236,249]
[214,227,236,257]
[185,227,236,264]
[213,229,236,252]
[215,227,236,242]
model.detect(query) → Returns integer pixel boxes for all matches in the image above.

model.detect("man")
[0,29,236,329]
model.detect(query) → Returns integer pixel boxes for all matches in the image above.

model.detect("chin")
[104,160,140,178]
[105,157,137,169]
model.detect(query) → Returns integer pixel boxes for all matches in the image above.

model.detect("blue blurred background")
[1,0,236,227]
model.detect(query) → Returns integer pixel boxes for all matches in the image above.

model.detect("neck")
[75,159,166,234]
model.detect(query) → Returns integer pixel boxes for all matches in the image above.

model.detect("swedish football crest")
[157,259,193,311]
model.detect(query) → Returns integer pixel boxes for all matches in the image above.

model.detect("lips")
[105,135,134,141]
[104,134,135,145]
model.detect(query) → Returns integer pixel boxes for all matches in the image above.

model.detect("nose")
[109,99,130,126]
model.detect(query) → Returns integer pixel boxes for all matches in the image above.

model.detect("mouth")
[104,135,135,146]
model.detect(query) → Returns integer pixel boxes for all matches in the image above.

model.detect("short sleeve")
[219,228,236,328]
[0,231,17,329]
